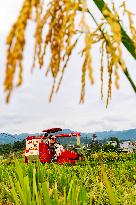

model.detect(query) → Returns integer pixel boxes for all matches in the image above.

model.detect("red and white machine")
[25,128,82,164]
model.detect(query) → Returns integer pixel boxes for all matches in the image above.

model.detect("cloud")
[103,115,128,122]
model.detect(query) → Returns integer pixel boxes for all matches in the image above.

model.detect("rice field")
[0,153,136,205]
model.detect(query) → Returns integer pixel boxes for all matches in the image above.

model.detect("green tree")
[109,137,120,147]
[89,142,101,153]
[13,140,25,151]
[0,144,13,155]
[102,144,117,152]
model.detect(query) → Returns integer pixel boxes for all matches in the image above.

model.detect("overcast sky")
[0,0,136,134]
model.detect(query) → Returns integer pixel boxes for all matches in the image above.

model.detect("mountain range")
[0,128,136,144]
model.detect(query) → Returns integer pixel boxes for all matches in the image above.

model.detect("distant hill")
[0,133,29,144]
[95,129,136,140]
[0,128,136,144]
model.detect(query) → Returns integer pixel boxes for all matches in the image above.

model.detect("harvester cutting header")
[25,128,82,164]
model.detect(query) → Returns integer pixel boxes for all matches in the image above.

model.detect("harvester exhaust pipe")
[77,135,80,146]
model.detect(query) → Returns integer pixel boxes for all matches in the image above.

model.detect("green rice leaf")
[92,0,136,60]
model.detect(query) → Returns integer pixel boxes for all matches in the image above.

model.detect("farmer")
[48,135,64,161]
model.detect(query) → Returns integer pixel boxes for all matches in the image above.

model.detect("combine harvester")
[25,128,82,164]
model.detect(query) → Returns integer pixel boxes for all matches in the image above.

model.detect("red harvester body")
[25,128,82,164]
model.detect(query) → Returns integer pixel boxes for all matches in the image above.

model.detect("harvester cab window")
[44,132,48,137]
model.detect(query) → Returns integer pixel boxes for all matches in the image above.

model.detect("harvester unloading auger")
[25,128,83,164]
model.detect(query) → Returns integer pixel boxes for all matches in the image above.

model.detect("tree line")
[0,140,25,157]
